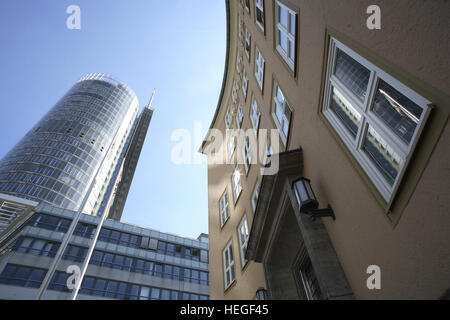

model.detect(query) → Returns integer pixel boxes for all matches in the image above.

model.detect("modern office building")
[106,105,154,221]
[0,73,139,219]
[0,200,210,300]
[200,0,449,299]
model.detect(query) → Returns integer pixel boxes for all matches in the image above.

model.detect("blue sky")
[0,1,226,239]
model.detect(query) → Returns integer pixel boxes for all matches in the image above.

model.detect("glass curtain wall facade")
[0,203,210,300]
[0,73,138,216]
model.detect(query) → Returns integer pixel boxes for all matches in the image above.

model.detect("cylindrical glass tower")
[0,73,139,214]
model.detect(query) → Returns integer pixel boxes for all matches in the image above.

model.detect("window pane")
[105,281,118,298]
[372,79,422,145]
[279,30,288,53]
[290,13,295,34]
[116,283,127,299]
[275,103,283,125]
[173,266,181,280]
[109,231,120,243]
[330,87,361,138]
[362,125,401,186]
[334,48,370,101]
[80,277,95,294]
[119,233,130,245]
[103,253,114,268]
[91,251,103,265]
[129,284,139,300]
[161,289,170,300]
[139,286,150,300]
[30,239,45,254]
[151,287,160,300]
[113,255,124,270]
[279,5,288,28]
[93,279,106,296]
[17,238,32,253]
[289,40,295,61]
[27,269,45,288]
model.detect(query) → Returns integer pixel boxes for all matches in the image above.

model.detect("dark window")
[116,283,127,299]
[93,279,107,296]
[173,266,181,281]
[154,264,163,277]
[299,258,322,300]
[91,250,103,265]
[161,289,170,300]
[109,230,120,244]
[191,270,200,284]
[123,257,133,272]
[164,265,173,279]
[119,233,130,246]
[113,255,124,270]
[80,277,95,295]
[129,284,139,300]
[0,264,47,288]
[103,253,114,268]
[144,261,153,275]
[105,281,118,298]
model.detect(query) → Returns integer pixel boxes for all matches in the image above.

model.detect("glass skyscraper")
[0,73,139,216]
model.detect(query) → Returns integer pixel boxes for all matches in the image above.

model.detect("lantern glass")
[304,179,317,202]
[293,178,318,213]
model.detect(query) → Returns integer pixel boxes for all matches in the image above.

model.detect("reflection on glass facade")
[0,74,138,214]
[362,125,401,186]
[372,79,422,145]
[334,48,371,101]
[330,87,361,139]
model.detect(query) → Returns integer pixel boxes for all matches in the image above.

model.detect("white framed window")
[322,38,432,203]
[236,103,244,129]
[227,130,236,161]
[245,28,251,60]
[225,108,232,129]
[271,82,292,146]
[243,134,252,174]
[237,215,250,268]
[255,47,265,90]
[223,241,236,289]
[255,0,265,31]
[275,1,296,70]
[242,69,249,99]
[219,190,230,227]
[251,97,261,131]
[236,52,242,75]
[231,166,243,203]
[251,180,261,212]
[232,80,239,104]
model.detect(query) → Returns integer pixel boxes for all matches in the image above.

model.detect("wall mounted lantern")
[293,178,335,221]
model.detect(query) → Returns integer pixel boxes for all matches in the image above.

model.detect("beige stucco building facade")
[200,0,450,300]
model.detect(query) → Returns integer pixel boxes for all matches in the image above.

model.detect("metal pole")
[69,162,121,300]
[70,92,155,300]
[36,122,120,300]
